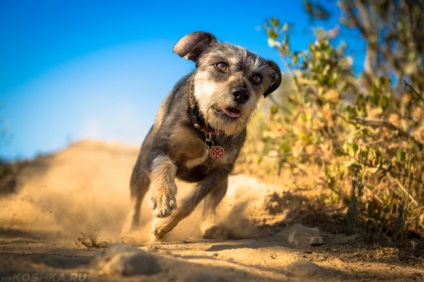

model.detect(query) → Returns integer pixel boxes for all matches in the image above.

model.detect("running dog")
[125,31,281,239]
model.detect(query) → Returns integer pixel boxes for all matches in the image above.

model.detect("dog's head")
[174,32,282,136]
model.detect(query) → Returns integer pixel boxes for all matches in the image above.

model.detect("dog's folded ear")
[264,60,282,97]
[174,32,217,61]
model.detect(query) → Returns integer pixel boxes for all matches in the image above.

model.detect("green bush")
[239,11,424,250]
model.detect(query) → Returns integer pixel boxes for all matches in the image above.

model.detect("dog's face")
[174,32,282,136]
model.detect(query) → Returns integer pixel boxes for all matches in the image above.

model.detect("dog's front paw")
[150,214,179,240]
[150,218,167,240]
[151,193,176,218]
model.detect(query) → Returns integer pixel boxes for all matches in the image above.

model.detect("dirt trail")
[0,140,422,281]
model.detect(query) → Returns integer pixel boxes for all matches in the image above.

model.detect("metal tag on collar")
[205,132,224,160]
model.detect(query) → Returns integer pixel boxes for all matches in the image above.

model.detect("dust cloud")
[0,140,273,245]
[0,141,137,244]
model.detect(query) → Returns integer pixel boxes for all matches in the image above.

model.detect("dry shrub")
[237,18,424,254]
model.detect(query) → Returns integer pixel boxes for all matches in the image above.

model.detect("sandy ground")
[0,140,423,281]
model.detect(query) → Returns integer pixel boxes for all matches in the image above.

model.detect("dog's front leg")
[149,155,177,218]
[151,169,230,239]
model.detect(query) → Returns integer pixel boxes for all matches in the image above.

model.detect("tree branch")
[404,80,424,103]
[350,116,423,148]
[344,0,368,38]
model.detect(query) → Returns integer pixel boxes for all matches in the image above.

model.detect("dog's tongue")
[223,108,241,118]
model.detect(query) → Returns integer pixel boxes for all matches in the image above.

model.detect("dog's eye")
[251,74,262,85]
[215,62,229,72]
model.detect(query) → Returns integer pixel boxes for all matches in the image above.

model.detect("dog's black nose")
[231,87,250,104]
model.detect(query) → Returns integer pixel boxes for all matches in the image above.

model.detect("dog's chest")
[168,124,234,182]
[169,125,210,165]
[185,151,209,169]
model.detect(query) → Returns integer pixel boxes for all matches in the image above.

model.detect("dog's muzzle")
[231,87,250,104]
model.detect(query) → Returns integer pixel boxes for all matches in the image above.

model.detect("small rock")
[78,233,109,249]
[279,224,324,247]
[96,241,109,248]
[91,243,161,276]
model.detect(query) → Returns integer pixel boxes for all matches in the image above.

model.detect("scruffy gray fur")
[124,32,281,240]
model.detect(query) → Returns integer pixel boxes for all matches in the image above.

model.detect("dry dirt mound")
[0,140,423,281]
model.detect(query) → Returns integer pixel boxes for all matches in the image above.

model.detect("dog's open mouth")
[221,107,242,119]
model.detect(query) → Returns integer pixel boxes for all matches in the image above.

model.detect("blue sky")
[0,0,348,160]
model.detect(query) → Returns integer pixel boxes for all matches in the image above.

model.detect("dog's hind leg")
[199,178,228,238]
[122,165,150,234]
